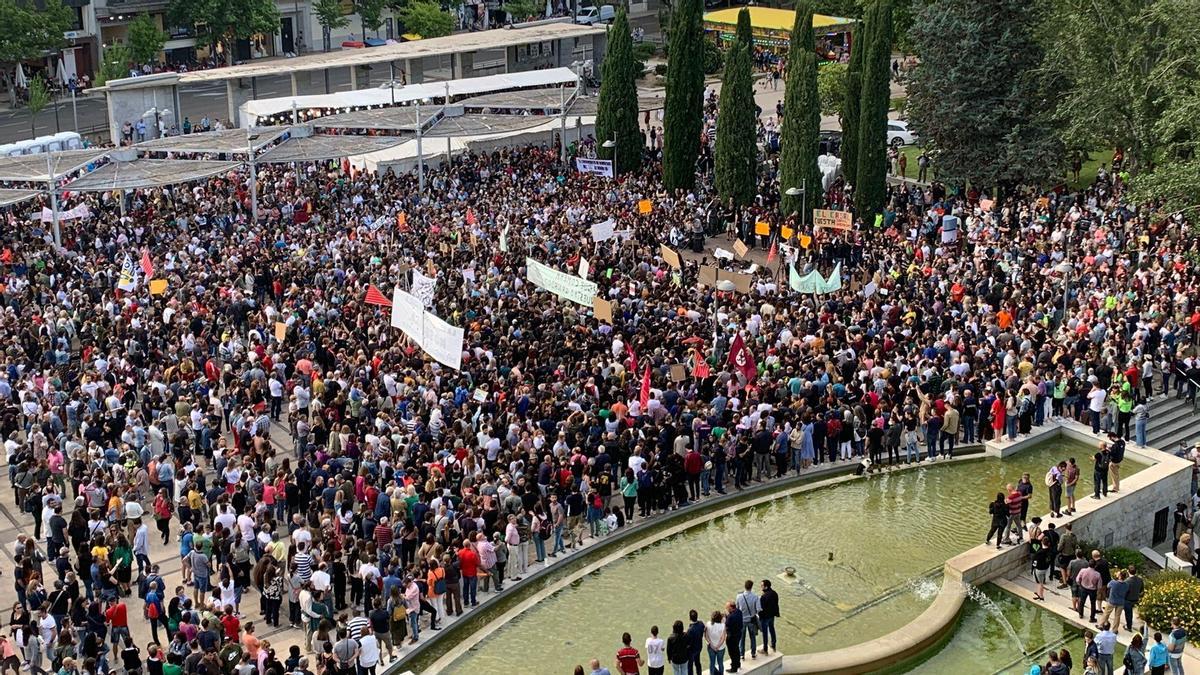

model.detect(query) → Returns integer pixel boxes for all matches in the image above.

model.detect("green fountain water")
[422,440,1136,674]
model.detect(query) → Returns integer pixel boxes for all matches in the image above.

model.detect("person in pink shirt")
[403,577,422,644]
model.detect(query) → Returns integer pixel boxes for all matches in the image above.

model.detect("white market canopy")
[256,134,409,163]
[240,68,581,126]
[0,188,41,207]
[64,159,241,192]
[0,149,110,183]
[133,128,290,156]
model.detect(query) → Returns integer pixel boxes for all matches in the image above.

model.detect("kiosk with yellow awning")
[703,6,855,56]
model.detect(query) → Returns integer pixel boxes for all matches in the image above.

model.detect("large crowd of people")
[2,90,1200,675]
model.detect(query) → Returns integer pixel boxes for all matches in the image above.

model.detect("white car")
[887,120,918,148]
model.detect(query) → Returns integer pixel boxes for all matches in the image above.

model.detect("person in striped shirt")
[293,543,314,583]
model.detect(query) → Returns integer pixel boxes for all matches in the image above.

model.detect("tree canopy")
[128,14,167,66]
[596,8,642,174]
[167,0,281,55]
[715,9,756,207]
[661,0,706,191]
[313,0,349,51]
[0,0,73,104]
[779,0,822,217]
[398,1,455,38]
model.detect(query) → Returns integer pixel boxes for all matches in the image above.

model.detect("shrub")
[1105,546,1144,570]
[654,63,668,76]
[632,42,658,61]
[1138,575,1200,635]
[702,40,724,74]
[1146,570,1197,592]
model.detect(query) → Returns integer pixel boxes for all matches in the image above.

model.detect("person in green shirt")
[110,538,134,596]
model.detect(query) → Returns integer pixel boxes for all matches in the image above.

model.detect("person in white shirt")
[1087,383,1107,434]
[356,632,380,674]
[645,626,665,673]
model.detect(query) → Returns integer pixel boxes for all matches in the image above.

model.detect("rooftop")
[177,23,606,84]
[703,6,855,32]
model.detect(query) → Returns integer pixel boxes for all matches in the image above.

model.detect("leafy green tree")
[595,8,642,174]
[1129,0,1200,216]
[854,0,891,218]
[1041,0,1162,174]
[502,0,541,22]
[817,62,848,123]
[735,6,752,46]
[0,0,74,107]
[840,22,865,187]
[661,0,705,191]
[715,42,755,204]
[127,14,166,66]
[397,1,454,38]
[95,42,133,87]
[357,0,386,36]
[780,0,822,217]
[167,0,281,61]
[26,75,50,137]
[314,0,349,51]
[907,0,1060,191]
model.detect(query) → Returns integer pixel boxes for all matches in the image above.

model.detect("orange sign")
[638,199,653,214]
[755,221,770,236]
[780,226,794,240]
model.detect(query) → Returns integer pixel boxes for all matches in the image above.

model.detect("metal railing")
[1174,366,1200,413]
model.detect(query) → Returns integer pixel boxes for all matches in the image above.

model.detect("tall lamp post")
[785,181,807,224]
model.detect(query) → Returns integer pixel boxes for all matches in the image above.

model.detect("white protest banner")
[575,157,614,178]
[940,215,960,244]
[410,269,437,308]
[40,204,91,222]
[390,287,425,341]
[579,257,590,279]
[526,257,599,307]
[862,281,878,298]
[421,311,465,370]
[590,218,617,243]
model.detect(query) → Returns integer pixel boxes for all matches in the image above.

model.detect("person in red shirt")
[615,632,644,675]
[458,539,480,607]
[104,599,130,661]
[220,606,241,642]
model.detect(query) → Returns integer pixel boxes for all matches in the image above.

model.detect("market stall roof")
[310,106,441,132]
[256,134,409,163]
[0,149,110,182]
[242,67,580,124]
[422,114,554,138]
[134,128,289,155]
[0,188,41,207]
[703,6,854,31]
[457,87,579,111]
[64,159,241,192]
[177,22,603,83]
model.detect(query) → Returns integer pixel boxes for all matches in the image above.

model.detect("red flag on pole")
[639,365,651,410]
[692,347,711,379]
[466,208,477,226]
[766,239,778,264]
[364,284,393,307]
[727,334,757,384]
[626,344,637,377]
[140,249,154,278]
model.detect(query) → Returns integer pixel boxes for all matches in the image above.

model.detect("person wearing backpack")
[531,506,550,565]
[425,560,446,630]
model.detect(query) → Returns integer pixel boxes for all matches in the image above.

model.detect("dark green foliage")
[780,1,822,217]
[662,0,706,191]
[853,0,891,218]
[715,40,756,207]
[596,8,643,174]
[907,0,1061,190]
[840,23,865,187]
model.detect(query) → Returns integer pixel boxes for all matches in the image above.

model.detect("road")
[0,13,663,145]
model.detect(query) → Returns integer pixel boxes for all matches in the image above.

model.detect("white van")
[575,4,615,24]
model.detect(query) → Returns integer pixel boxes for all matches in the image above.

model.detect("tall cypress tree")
[715,41,756,207]
[595,8,642,174]
[854,0,892,218]
[840,21,867,187]
[662,0,706,191]
[779,1,822,218]
[736,5,752,46]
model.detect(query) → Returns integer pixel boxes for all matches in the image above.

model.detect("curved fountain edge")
[779,575,966,674]
[403,446,989,674]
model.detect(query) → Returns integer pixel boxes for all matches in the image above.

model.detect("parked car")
[887,120,918,148]
[575,4,615,24]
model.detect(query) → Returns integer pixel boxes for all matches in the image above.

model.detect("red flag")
[140,249,154,278]
[466,208,477,226]
[727,334,757,384]
[626,344,637,377]
[364,284,393,307]
[766,239,778,264]
[639,365,651,410]
[692,347,711,379]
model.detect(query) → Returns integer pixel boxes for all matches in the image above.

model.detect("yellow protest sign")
[780,226,794,240]
[755,221,770,236]
[148,279,168,295]
[813,209,853,231]
[799,234,812,249]
[638,199,653,214]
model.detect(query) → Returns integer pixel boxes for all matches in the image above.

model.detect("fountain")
[909,577,1030,656]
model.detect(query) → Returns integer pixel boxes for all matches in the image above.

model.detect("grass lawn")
[893,145,1115,191]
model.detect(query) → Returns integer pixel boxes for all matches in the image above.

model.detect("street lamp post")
[785,180,807,224]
